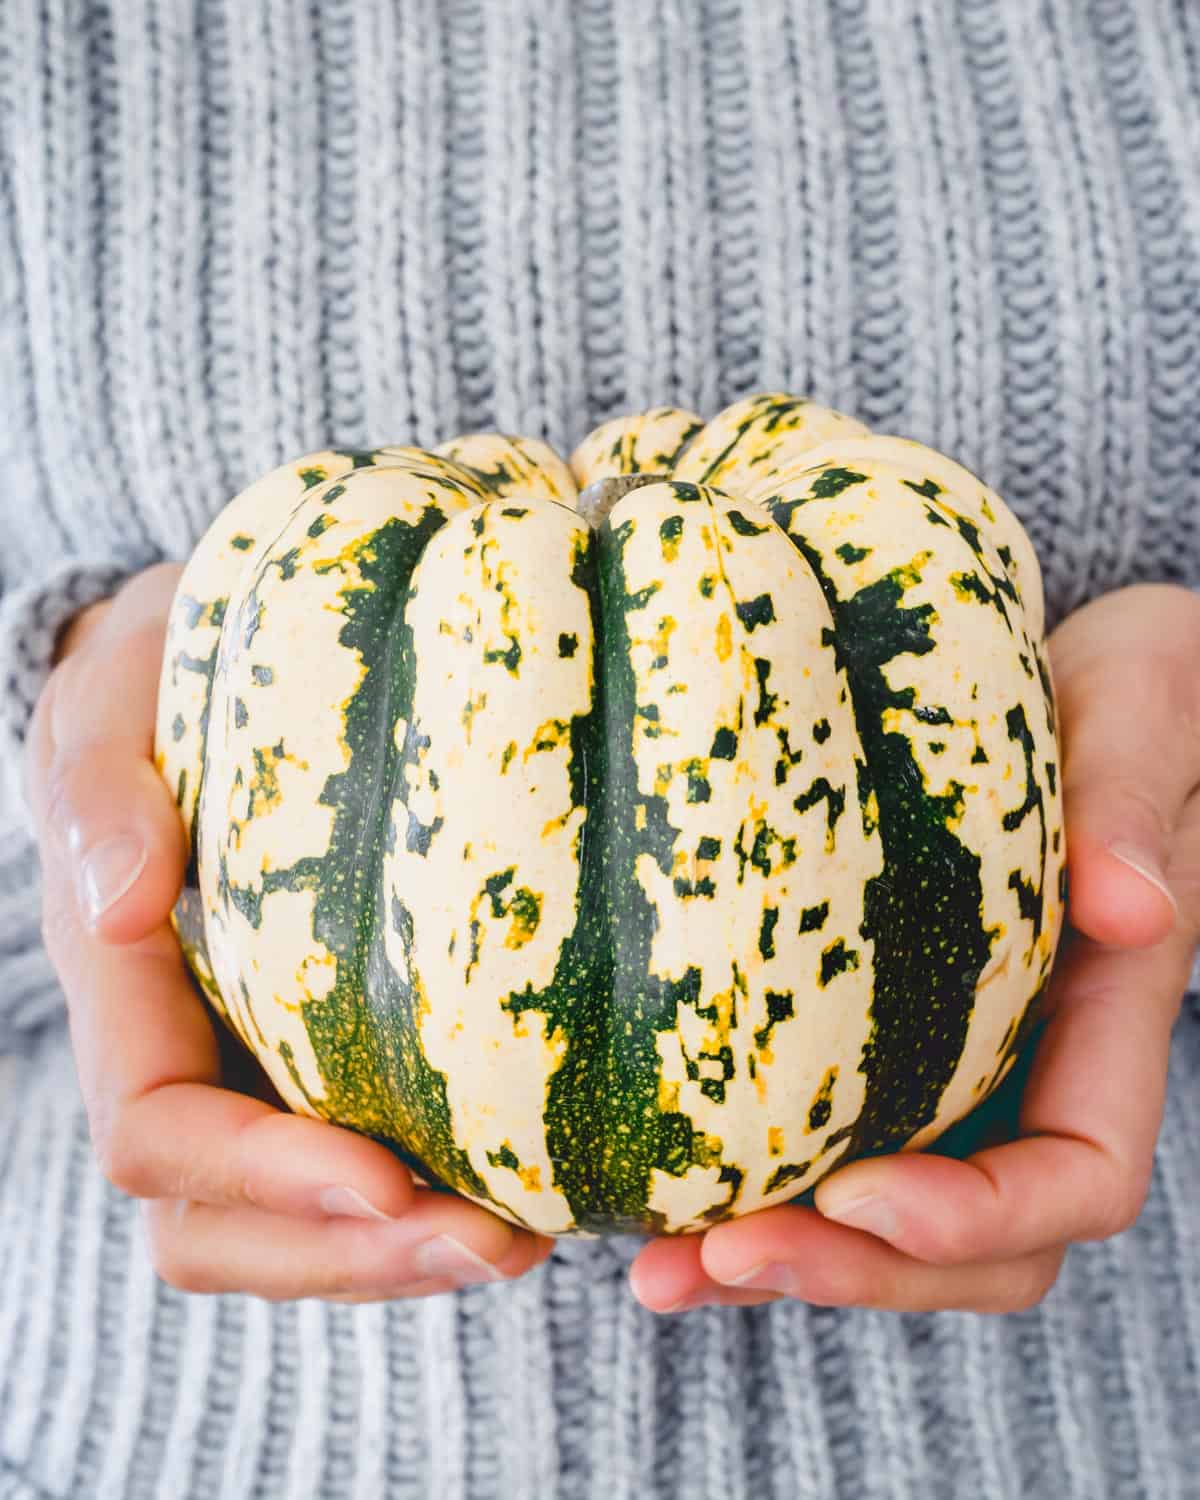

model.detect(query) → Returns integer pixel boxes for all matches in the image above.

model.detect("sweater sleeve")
[0,557,143,1048]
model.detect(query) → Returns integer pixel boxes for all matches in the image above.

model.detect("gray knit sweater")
[2,2,1199,1496]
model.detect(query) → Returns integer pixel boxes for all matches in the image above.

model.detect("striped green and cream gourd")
[154,393,1066,1238]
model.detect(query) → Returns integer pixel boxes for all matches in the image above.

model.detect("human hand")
[28,563,554,1302]
[629,582,1200,1315]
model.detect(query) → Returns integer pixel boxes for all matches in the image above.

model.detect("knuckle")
[1081,771,1172,845]
[141,1203,214,1294]
[1091,1180,1147,1241]
[95,1136,136,1197]
[1122,780,1174,845]
[94,1108,149,1199]
[1160,647,1200,753]
[994,1256,1061,1314]
[304,1223,404,1302]
[231,1172,266,1213]
[1061,644,1200,801]
[1010,1268,1056,1314]
[169,1264,221,1295]
[308,1241,377,1301]
[222,1120,270,1213]
[307,1267,359,1301]
[803,1259,875,1308]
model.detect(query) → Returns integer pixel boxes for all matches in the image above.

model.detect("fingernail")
[1107,842,1178,911]
[412,1235,505,1284]
[719,1261,797,1294]
[318,1185,395,1220]
[77,834,146,925]
[819,1194,900,1241]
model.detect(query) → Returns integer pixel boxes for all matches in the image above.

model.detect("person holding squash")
[2,2,1199,1496]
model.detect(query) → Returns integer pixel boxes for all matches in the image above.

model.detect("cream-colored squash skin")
[759,460,1064,1156]
[155,437,569,1037]
[376,481,886,1234]
[740,433,1046,639]
[153,447,449,1020]
[568,406,706,485]
[380,498,596,1234]
[667,392,872,489]
[196,458,485,1116]
[428,432,579,505]
[603,481,884,1229]
[155,392,1064,1237]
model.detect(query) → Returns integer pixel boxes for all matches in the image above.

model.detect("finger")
[1050,583,1200,946]
[30,563,188,941]
[142,1192,553,1301]
[629,1205,1065,1315]
[689,1204,1067,1315]
[627,1232,784,1314]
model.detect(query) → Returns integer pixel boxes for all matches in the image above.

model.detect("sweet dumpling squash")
[155,393,1064,1237]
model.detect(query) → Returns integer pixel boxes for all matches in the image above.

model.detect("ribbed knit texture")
[2,2,1199,1496]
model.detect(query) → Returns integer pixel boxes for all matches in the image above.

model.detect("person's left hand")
[629,582,1200,1316]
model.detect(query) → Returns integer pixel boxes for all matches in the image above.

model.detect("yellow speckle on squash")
[524,718,570,759]
[503,887,541,949]
[540,808,575,840]
[649,614,677,668]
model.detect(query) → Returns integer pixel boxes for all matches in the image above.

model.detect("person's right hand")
[27,562,554,1302]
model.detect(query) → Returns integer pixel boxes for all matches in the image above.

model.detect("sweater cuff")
[0,558,138,839]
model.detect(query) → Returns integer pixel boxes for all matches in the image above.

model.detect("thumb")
[1051,586,1199,949]
[30,564,188,943]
